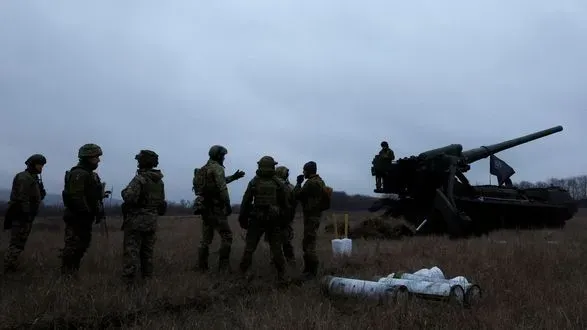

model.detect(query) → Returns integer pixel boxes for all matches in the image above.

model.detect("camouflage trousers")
[3,218,34,271]
[240,216,286,279]
[122,229,156,281]
[61,221,93,275]
[302,214,322,276]
[197,207,232,270]
[264,222,295,262]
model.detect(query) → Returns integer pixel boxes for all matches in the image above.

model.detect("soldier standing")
[194,145,245,272]
[120,150,167,284]
[293,161,327,280]
[375,141,395,191]
[60,143,105,277]
[238,156,289,283]
[3,154,47,272]
[265,165,297,266]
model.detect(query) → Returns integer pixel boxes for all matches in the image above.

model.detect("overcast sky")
[1,1,586,202]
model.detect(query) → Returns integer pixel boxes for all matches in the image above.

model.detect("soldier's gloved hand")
[238,215,248,230]
[232,169,245,179]
[296,175,305,185]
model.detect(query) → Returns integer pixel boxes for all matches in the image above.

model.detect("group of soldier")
[2,143,331,286]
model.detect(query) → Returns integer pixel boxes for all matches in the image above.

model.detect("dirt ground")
[1,211,586,329]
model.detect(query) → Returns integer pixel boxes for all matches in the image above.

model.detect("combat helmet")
[257,156,277,168]
[208,145,228,161]
[25,154,47,166]
[135,149,159,167]
[78,143,103,158]
[275,166,289,179]
[381,141,389,148]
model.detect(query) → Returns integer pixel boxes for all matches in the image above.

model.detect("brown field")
[1,211,587,329]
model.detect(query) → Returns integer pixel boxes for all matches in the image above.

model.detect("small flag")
[489,154,515,186]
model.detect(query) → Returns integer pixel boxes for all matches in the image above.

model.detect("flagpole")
[489,159,492,185]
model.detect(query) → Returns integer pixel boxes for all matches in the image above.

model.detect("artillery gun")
[370,126,578,238]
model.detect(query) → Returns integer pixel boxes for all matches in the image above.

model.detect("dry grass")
[1,211,587,329]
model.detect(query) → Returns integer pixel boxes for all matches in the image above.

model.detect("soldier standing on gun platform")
[265,165,297,266]
[60,143,106,277]
[238,156,289,284]
[294,161,328,280]
[120,150,167,285]
[193,145,245,273]
[3,154,47,273]
[375,141,395,191]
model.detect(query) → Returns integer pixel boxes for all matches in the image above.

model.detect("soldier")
[60,143,106,277]
[238,156,289,283]
[294,161,327,280]
[3,154,47,272]
[194,145,245,272]
[120,150,167,284]
[265,165,297,265]
[375,141,395,190]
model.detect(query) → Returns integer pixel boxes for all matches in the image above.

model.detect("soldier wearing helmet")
[3,154,47,272]
[238,156,289,284]
[194,145,246,273]
[120,150,166,284]
[265,165,297,266]
[375,141,395,191]
[293,160,328,280]
[60,143,107,277]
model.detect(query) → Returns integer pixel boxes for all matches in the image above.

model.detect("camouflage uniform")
[196,145,245,272]
[60,143,105,276]
[293,161,327,279]
[120,150,166,283]
[3,154,47,272]
[238,156,289,281]
[265,166,297,264]
[375,141,395,190]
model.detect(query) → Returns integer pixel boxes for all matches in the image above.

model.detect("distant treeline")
[1,175,587,217]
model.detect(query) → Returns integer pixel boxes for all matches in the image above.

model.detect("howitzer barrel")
[462,125,563,164]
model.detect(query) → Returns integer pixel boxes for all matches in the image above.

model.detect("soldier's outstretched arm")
[68,171,92,213]
[225,169,245,184]
[12,173,32,213]
[211,167,230,205]
[121,176,143,204]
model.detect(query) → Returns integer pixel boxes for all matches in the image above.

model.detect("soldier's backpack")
[193,165,208,195]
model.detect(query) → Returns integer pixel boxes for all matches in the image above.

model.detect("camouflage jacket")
[121,169,166,231]
[8,170,44,215]
[62,164,103,215]
[279,178,297,223]
[379,147,395,160]
[294,174,325,216]
[201,159,239,205]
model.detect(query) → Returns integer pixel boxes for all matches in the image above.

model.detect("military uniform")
[60,143,105,276]
[3,154,47,272]
[375,141,395,190]
[120,150,166,283]
[238,156,289,282]
[195,145,245,272]
[265,166,297,264]
[293,161,327,279]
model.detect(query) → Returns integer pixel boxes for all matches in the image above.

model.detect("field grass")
[1,211,587,329]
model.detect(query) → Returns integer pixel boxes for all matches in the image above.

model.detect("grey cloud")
[1,1,586,202]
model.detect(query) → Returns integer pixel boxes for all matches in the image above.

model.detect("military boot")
[196,247,209,271]
[300,256,318,281]
[217,245,232,274]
